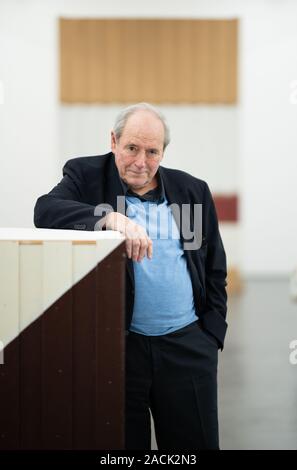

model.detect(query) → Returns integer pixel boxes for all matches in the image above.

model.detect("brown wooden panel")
[213,194,238,222]
[225,19,238,103]
[0,341,20,449]
[104,20,123,103]
[174,20,194,102]
[87,20,107,103]
[192,20,210,102]
[41,292,73,449]
[19,321,42,449]
[121,20,141,103]
[60,19,238,104]
[138,20,158,102]
[156,20,178,103]
[95,246,126,450]
[207,21,228,102]
[72,268,97,449]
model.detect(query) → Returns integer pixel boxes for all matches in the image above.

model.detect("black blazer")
[34,153,228,349]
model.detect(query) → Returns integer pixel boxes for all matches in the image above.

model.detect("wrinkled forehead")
[122,111,165,147]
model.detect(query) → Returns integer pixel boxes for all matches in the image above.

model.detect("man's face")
[111,110,165,192]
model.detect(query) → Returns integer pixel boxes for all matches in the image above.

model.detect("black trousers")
[125,320,219,450]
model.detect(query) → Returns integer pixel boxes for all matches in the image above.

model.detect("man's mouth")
[128,171,147,176]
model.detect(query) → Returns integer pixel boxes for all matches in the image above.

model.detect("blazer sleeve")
[34,159,104,231]
[201,182,228,349]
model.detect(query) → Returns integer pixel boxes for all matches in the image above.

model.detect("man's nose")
[135,150,146,167]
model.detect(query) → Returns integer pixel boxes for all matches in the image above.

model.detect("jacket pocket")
[199,326,219,349]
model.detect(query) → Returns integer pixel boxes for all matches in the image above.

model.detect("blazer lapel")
[159,166,203,305]
[104,153,125,213]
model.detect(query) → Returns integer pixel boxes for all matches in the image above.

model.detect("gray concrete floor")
[151,279,297,450]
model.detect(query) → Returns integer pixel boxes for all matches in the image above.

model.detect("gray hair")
[113,102,170,150]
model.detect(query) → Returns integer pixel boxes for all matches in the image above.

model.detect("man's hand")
[103,212,153,262]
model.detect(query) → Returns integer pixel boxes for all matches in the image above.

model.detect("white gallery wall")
[60,106,238,193]
[0,0,297,276]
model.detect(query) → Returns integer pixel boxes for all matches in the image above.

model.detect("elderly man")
[34,103,227,450]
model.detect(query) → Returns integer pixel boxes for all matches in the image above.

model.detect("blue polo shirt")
[123,175,198,336]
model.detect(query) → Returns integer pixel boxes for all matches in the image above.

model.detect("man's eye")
[149,150,158,156]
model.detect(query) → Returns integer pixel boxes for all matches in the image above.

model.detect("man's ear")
[111,131,116,152]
